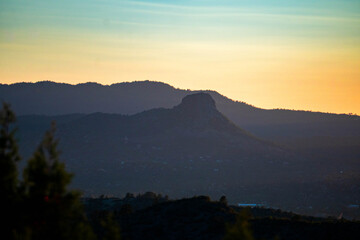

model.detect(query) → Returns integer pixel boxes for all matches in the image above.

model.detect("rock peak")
[180,93,216,111]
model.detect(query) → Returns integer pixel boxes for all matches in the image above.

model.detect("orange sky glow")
[1,1,359,114]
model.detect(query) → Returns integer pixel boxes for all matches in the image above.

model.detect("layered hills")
[1,80,358,126]
[2,81,359,155]
[15,93,360,219]
[18,93,295,192]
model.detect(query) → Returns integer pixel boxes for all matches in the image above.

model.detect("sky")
[0,0,359,114]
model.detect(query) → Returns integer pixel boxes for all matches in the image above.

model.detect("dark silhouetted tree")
[0,102,21,239]
[1,104,123,239]
[0,102,20,193]
[21,122,95,240]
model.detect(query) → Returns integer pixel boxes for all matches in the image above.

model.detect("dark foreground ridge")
[84,193,360,240]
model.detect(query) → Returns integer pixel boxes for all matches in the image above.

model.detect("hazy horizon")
[1,0,359,114]
[2,79,360,116]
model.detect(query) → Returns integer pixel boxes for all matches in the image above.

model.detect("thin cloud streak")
[121,5,360,23]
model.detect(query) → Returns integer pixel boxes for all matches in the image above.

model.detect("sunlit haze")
[1,0,359,114]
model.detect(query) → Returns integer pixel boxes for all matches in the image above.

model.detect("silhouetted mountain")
[1,80,358,129]
[3,81,360,162]
[5,81,359,177]
[16,93,360,219]
[0,81,183,115]
[3,81,360,168]
[0,81,360,159]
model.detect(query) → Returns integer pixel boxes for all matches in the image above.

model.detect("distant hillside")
[1,81,358,133]
[4,80,359,174]
[17,93,296,192]
[16,93,360,219]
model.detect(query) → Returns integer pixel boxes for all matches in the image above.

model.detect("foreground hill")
[16,93,360,219]
[84,194,360,240]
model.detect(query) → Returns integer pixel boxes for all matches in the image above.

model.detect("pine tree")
[0,104,120,239]
[0,102,21,239]
[22,122,95,240]
[0,102,20,198]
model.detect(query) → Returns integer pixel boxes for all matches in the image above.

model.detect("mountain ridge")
[2,80,358,117]
[15,93,360,219]
[6,80,359,163]
[17,93,299,191]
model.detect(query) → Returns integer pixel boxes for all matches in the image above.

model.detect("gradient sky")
[1,0,359,114]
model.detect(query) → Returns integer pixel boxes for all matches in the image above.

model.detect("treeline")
[84,194,360,240]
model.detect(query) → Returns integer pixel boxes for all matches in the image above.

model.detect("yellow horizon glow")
[1,1,360,115]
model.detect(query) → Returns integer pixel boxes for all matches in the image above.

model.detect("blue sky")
[1,0,360,113]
